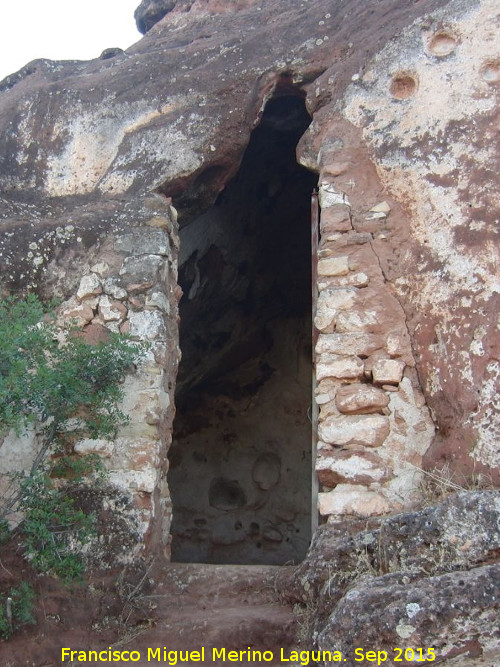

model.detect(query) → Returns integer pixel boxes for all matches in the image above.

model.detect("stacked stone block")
[54,207,180,550]
[314,179,435,521]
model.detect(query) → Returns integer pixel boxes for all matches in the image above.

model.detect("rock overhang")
[0,0,451,214]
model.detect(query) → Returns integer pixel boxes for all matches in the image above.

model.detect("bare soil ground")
[1,541,298,667]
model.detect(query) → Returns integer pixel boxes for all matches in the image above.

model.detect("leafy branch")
[0,294,147,582]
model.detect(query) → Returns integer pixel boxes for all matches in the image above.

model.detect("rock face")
[286,491,500,666]
[0,0,499,564]
[134,0,176,34]
[336,0,500,482]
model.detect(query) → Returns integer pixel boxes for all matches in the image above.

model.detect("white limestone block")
[318,414,390,447]
[318,485,390,516]
[76,273,102,300]
[373,358,406,385]
[318,256,350,277]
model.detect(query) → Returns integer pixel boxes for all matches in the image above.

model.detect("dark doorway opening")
[169,94,317,564]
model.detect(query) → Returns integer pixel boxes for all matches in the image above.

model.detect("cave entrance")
[168,94,317,564]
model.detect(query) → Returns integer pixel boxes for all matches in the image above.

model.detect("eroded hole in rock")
[390,71,418,100]
[480,60,500,84]
[427,31,457,57]
[169,95,317,564]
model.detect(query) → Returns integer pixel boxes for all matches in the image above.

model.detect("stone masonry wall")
[294,0,500,519]
[308,152,436,521]
[0,198,180,563]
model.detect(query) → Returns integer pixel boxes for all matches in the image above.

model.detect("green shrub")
[19,472,96,584]
[0,294,147,582]
[50,453,106,482]
[0,519,10,545]
[0,294,144,442]
[0,582,36,639]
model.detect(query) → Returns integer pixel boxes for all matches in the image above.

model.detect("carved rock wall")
[0,0,498,560]
[294,0,500,515]
[337,0,500,479]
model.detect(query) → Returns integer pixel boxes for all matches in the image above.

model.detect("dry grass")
[114,558,157,634]
[292,601,317,648]
[413,462,495,505]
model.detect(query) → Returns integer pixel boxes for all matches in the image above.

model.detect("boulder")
[286,490,500,663]
[134,0,176,34]
[317,563,500,666]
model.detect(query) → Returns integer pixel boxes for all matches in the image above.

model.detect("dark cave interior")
[168,94,317,564]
